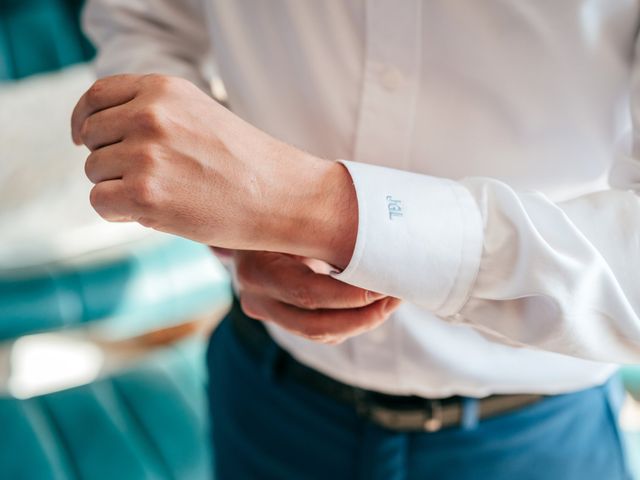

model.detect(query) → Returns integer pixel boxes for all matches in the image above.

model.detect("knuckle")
[144,74,182,94]
[141,73,163,86]
[128,175,159,208]
[154,76,171,92]
[79,117,92,141]
[88,185,100,209]
[84,153,99,183]
[136,106,165,134]
[136,144,160,170]
[89,184,110,220]
[145,73,169,87]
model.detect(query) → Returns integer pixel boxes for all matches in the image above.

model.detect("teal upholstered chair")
[0,0,94,80]
[0,238,231,341]
[0,237,231,480]
[0,337,214,480]
[0,1,230,478]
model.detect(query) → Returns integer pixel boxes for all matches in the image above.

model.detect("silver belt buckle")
[422,399,443,432]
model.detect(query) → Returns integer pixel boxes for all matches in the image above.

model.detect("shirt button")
[380,66,404,91]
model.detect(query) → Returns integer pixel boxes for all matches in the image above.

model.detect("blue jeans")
[207,316,631,480]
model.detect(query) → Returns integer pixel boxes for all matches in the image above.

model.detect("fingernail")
[366,290,385,302]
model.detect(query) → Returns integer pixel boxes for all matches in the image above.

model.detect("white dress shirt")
[84,0,640,397]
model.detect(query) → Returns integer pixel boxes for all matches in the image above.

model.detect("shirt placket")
[352,0,423,170]
[350,0,422,389]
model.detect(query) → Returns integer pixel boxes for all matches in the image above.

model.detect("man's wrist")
[257,150,357,269]
[306,160,358,269]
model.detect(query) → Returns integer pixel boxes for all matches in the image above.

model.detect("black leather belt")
[229,299,544,433]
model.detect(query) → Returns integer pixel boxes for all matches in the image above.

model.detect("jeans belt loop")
[461,397,480,430]
[353,388,371,417]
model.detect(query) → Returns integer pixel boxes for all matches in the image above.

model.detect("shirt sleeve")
[333,80,640,367]
[82,0,212,91]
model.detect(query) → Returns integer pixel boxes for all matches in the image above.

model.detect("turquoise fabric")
[0,0,94,80]
[0,239,227,479]
[0,238,231,341]
[0,339,212,480]
[622,366,640,399]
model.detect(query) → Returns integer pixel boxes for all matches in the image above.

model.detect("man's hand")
[232,251,401,344]
[71,74,357,268]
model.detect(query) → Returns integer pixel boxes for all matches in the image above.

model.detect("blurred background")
[3,1,640,479]
[0,0,231,478]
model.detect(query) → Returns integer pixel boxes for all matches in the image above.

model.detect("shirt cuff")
[332,160,484,316]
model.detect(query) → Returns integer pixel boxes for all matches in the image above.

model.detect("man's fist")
[71,74,357,268]
[231,251,401,344]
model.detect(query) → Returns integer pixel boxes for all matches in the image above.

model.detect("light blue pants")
[207,314,631,480]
